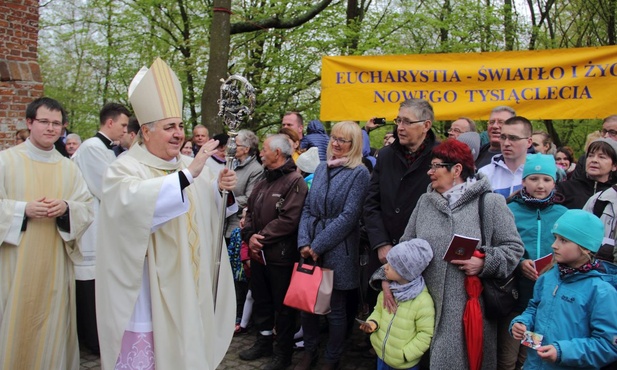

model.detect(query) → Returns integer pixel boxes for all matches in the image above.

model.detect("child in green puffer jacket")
[359,239,435,370]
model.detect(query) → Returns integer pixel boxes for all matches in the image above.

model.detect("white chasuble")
[0,140,94,370]
[96,143,236,370]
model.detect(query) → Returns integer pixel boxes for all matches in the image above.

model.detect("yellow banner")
[320,46,617,121]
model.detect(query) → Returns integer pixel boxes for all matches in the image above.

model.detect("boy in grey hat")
[360,239,435,370]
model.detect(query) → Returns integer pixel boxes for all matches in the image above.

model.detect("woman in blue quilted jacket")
[295,121,370,370]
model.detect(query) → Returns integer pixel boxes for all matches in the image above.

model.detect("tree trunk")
[504,0,514,50]
[201,0,333,133]
[346,0,360,52]
[544,119,562,148]
[177,0,198,127]
[103,0,113,102]
[481,0,491,51]
[440,0,451,48]
[200,0,231,133]
[609,0,616,45]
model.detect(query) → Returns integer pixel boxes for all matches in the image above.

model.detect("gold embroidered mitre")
[128,58,183,125]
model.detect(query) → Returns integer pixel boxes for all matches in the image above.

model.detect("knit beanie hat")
[387,239,434,282]
[523,153,557,181]
[296,147,320,174]
[551,210,604,253]
[590,138,617,158]
[457,132,481,161]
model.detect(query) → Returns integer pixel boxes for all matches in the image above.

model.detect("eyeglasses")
[448,128,465,134]
[330,136,352,144]
[394,117,425,126]
[488,119,506,127]
[428,162,454,171]
[499,134,529,142]
[33,118,63,128]
[601,129,617,138]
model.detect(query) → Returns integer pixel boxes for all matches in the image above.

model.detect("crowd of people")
[1,57,616,370]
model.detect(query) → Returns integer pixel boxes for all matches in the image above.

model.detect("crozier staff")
[96,58,238,370]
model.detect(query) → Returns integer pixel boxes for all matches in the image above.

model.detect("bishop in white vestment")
[95,58,237,370]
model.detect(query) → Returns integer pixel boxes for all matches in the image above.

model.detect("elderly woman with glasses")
[556,138,617,209]
[374,139,523,370]
[295,121,370,370]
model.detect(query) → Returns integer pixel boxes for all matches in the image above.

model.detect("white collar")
[25,138,61,163]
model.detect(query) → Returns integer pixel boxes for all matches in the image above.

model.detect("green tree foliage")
[39,0,614,153]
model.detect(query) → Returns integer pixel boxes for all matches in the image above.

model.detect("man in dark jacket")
[240,134,308,370]
[300,119,329,161]
[364,98,439,264]
[54,114,71,157]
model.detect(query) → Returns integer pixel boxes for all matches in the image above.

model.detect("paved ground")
[80,350,101,370]
[80,324,376,370]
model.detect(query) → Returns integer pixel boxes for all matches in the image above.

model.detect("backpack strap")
[592,193,611,218]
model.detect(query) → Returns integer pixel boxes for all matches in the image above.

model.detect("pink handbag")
[284,259,333,315]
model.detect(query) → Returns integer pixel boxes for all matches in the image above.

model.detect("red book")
[534,253,553,274]
[443,234,480,262]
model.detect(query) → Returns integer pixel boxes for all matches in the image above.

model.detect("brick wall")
[0,0,43,150]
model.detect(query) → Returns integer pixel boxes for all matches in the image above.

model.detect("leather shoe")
[263,354,292,370]
[293,351,318,370]
[239,335,273,361]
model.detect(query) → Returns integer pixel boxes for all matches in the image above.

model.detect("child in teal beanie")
[510,210,617,369]
[501,154,569,368]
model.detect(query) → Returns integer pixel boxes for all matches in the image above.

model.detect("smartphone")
[374,117,386,126]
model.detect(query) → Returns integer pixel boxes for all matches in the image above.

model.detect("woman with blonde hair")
[279,127,303,162]
[295,121,370,370]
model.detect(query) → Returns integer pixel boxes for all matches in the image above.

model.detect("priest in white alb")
[95,58,238,370]
[0,97,94,370]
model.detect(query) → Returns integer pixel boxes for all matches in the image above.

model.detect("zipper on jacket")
[536,209,541,260]
[552,284,559,296]
[381,302,399,362]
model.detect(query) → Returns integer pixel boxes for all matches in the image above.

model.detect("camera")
[374,117,386,126]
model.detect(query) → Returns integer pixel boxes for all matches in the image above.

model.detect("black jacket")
[556,175,614,209]
[363,130,438,250]
[54,129,71,158]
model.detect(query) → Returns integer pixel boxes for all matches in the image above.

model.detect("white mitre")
[128,57,183,125]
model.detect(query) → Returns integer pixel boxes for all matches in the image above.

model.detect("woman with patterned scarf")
[503,154,568,369]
